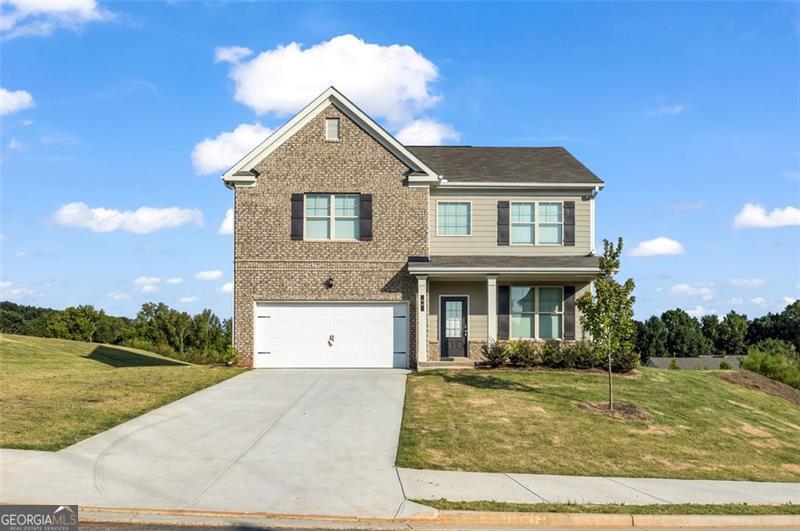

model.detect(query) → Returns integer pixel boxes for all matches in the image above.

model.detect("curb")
[78,506,800,529]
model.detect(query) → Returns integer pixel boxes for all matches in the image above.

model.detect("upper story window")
[305,194,359,240]
[325,118,341,141]
[538,202,563,244]
[437,201,471,236]
[510,286,563,340]
[511,202,535,244]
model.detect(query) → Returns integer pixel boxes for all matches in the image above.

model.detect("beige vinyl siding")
[427,280,592,343]
[430,189,591,256]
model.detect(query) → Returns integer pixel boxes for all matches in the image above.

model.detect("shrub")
[669,358,680,370]
[565,340,600,369]
[718,359,731,370]
[611,350,640,373]
[540,340,561,367]
[481,340,508,368]
[741,343,800,390]
[507,339,540,367]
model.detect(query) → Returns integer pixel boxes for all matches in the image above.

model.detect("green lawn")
[0,334,244,450]
[416,499,800,515]
[397,368,800,482]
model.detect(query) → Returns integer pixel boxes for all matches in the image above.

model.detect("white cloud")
[191,122,273,175]
[670,282,714,301]
[782,297,797,305]
[0,0,115,40]
[179,296,198,304]
[395,119,460,145]
[196,270,223,280]
[0,280,12,288]
[1,286,40,299]
[219,208,233,235]
[630,237,685,257]
[750,297,767,307]
[13,250,29,258]
[221,34,440,126]
[221,281,233,294]
[53,202,203,234]
[647,103,685,116]
[108,292,129,300]
[134,276,160,293]
[0,87,35,115]
[7,138,25,150]
[166,277,183,285]
[733,203,800,229]
[686,305,712,318]
[19,118,33,126]
[730,278,766,288]
[214,45,252,64]
[728,297,744,305]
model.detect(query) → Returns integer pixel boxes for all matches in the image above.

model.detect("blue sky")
[1,1,798,320]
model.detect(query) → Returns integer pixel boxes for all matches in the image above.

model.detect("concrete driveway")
[0,369,430,518]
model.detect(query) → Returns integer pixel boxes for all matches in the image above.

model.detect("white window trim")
[509,285,564,340]
[325,117,341,141]
[304,193,360,241]
[435,200,473,237]
[536,201,564,246]
[509,201,536,246]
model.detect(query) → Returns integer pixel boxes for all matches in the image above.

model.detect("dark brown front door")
[440,297,468,357]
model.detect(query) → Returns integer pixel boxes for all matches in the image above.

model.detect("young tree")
[576,238,636,411]
[718,310,748,356]
[637,315,668,363]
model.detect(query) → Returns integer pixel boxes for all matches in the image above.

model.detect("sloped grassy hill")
[0,334,244,450]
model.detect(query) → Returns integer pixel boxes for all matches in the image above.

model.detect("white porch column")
[417,276,428,362]
[487,275,498,343]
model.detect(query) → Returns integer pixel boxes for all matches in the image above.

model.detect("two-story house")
[222,87,603,369]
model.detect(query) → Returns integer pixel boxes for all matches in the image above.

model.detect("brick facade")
[233,104,428,366]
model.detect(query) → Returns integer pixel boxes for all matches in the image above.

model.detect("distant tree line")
[0,301,234,365]
[635,301,799,362]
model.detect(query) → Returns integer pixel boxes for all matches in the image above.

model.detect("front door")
[440,297,468,357]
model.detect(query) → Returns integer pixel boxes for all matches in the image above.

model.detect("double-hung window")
[538,202,563,244]
[510,286,564,339]
[510,202,535,244]
[437,202,471,236]
[305,194,359,240]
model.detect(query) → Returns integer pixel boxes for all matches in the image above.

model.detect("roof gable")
[222,87,439,186]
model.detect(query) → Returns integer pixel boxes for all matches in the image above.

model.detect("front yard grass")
[0,334,244,450]
[397,368,800,482]
[415,499,800,515]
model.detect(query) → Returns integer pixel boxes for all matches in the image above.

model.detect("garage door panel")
[254,303,407,368]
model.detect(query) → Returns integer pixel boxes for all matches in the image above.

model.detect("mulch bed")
[578,400,650,421]
[718,370,800,406]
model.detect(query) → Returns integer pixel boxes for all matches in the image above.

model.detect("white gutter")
[407,266,601,274]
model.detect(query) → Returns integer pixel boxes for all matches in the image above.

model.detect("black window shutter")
[290,193,304,240]
[563,285,576,340]
[497,201,509,246]
[564,201,575,246]
[498,285,510,340]
[359,194,373,241]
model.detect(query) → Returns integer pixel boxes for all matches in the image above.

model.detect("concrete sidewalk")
[398,468,800,505]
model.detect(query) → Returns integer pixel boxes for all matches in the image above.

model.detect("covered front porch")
[408,256,600,365]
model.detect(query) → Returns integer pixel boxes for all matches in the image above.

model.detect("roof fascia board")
[407,266,601,274]
[435,181,605,190]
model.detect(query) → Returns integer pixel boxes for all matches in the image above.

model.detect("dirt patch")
[628,425,677,436]
[781,463,800,474]
[578,401,650,421]
[718,371,800,406]
[467,398,497,406]
[739,422,772,438]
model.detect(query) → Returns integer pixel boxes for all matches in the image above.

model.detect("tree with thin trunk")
[576,238,636,411]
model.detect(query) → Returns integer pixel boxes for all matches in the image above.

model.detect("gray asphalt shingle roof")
[406,146,604,185]
[408,255,600,269]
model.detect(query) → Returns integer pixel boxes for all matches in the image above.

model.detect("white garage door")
[253,303,408,368]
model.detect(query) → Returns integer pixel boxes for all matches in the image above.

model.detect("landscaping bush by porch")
[484,339,639,373]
